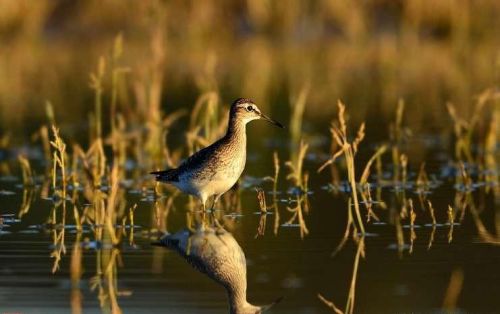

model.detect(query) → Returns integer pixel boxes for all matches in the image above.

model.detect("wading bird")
[151,98,283,210]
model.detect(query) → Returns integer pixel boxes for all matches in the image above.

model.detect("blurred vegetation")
[0,0,498,138]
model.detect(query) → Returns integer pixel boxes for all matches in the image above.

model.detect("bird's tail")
[150,169,178,182]
[151,233,179,248]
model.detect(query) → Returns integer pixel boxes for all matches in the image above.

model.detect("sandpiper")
[151,98,283,211]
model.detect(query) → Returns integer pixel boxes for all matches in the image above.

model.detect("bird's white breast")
[174,153,245,200]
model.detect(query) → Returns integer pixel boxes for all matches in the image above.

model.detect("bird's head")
[230,98,284,128]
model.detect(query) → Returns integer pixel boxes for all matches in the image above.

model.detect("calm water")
[0,133,499,314]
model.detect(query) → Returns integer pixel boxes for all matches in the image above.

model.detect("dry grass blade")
[317,146,347,174]
[331,198,354,257]
[254,214,267,239]
[427,200,437,226]
[483,110,498,191]
[395,210,405,258]
[50,202,67,274]
[18,187,35,218]
[337,101,347,137]
[442,268,464,311]
[272,151,280,195]
[38,124,51,163]
[427,225,437,250]
[104,165,121,245]
[359,145,387,185]
[352,123,365,153]
[359,183,379,222]
[400,154,408,185]
[255,188,268,213]
[445,89,499,164]
[416,163,430,193]
[89,57,106,140]
[18,155,34,186]
[73,204,82,232]
[409,198,417,254]
[345,238,364,314]
[50,126,68,197]
[323,237,365,314]
[389,100,408,182]
[318,293,344,314]
[321,229,365,314]
[447,205,455,243]
[286,140,309,190]
[284,195,309,239]
[70,233,83,314]
[290,83,310,144]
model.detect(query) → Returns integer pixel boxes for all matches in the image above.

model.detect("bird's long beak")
[259,112,284,128]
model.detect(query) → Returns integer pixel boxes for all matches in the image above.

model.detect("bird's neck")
[225,117,247,144]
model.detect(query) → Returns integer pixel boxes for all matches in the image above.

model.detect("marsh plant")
[286,140,310,192]
[17,155,34,186]
[389,100,411,183]
[283,194,310,239]
[319,102,385,235]
[289,83,310,146]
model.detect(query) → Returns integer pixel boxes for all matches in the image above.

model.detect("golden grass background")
[0,0,498,136]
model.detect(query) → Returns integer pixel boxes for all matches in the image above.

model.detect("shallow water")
[0,134,499,314]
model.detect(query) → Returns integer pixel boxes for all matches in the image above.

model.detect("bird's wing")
[151,138,225,181]
[176,139,224,173]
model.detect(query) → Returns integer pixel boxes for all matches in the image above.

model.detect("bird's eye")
[246,105,253,112]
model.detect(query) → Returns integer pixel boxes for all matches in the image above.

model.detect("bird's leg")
[197,195,207,212]
[200,198,208,221]
[213,213,223,229]
[210,194,221,211]
[206,210,224,232]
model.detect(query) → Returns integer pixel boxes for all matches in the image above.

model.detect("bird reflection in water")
[154,215,282,314]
